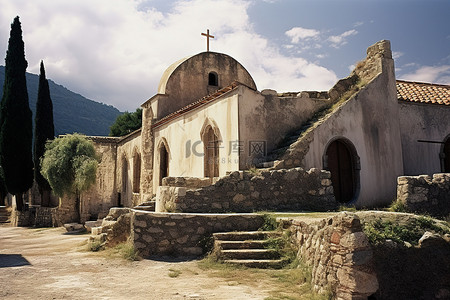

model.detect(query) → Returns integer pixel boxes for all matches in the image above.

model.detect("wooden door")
[326,140,355,203]
[444,139,450,172]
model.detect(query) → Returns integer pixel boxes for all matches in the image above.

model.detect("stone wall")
[157,168,337,213]
[132,210,264,257]
[11,206,62,227]
[397,173,450,217]
[287,212,378,299]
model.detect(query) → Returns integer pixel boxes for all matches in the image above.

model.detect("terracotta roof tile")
[397,80,450,105]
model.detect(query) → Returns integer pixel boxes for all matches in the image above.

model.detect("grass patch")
[338,205,357,212]
[103,240,141,261]
[168,268,182,278]
[363,215,450,245]
[87,240,104,252]
[198,256,329,300]
[387,199,407,213]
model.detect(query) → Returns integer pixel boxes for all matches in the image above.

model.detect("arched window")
[203,126,220,178]
[208,72,218,86]
[159,143,169,186]
[133,152,141,193]
[442,135,450,172]
[324,138,360,203]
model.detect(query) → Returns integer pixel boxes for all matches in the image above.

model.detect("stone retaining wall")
[397,173,450,217]
[132,210,264,257]
[157,168,337,213]
[287,212,378,299]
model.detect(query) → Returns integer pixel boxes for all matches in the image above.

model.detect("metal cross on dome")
[201,29,214,52]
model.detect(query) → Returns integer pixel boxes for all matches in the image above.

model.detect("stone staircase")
[133,200,156,212]
[0,206,11,224]
[212,231,286,269]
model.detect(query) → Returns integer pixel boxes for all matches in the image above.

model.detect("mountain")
[0,66,122,136]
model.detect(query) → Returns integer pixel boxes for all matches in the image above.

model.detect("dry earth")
[0,225,300,300]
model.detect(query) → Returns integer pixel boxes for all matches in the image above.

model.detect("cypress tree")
[34,61,55,207]
[0,16,33,211]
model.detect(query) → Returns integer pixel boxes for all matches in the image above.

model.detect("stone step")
[214,240,268,250]
[134,201,156,212]
[223,259,285,269]
[213,231,280,241]
[220,249,280,260]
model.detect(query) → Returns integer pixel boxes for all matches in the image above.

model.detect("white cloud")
[392,51,404,60]
[285,27,320,44]
[0,0,337,111]
[328,29,358,48]
[400,65,450,84]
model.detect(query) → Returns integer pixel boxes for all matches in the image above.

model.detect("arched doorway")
[133,152,141,193]
[159,143,169,186]
[203,126,219,178]
[443,136,450,172]
[325,139,359,203]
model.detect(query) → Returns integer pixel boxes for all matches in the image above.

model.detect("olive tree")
[40,134,98,222]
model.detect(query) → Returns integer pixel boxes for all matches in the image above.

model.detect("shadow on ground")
[0,254,31,268]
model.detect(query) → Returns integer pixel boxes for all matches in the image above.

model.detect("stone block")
[64,223,85,232]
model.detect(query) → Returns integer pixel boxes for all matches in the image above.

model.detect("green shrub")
[259,213,279,231]
[363,216,450,245]
[88,240,104,252]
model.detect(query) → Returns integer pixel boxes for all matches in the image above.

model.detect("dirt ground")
[0,225,291,300]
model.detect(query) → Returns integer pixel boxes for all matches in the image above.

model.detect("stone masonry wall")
[287,212,378,300]
[157,168,337,213]
[132,210,264,257]
[397,173,450,218]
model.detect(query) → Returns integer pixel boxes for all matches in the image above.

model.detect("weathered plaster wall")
[398,102,450,175]
[132,210,264,257]
[288,212,378,299]
[238,87,330,168]
[154,52,256,119]
[397,173,450,217]
[276,41,404,207]
[152,92,240,193]
[156,168,338,213]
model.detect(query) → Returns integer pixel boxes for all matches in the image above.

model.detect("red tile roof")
[397,80,450,105]
[152,81,248,129]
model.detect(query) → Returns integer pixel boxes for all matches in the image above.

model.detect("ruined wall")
[397,173,450,218]
[275,40,404,208]
[83,138,119,220]
[238,87,330,168]
[288,212,378,299]
[156,168,337,213]
[398,102,450,175]
[132,210,264,257]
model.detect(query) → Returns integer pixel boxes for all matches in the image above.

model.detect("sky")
[0,0,449,112]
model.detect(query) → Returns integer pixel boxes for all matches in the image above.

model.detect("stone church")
[80,40,449,221]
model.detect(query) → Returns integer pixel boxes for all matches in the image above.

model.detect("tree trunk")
[75,191,81,223]
[15,193,24,211]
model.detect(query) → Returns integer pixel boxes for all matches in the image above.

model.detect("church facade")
[81,40,449,220]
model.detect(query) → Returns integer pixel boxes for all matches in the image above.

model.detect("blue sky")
[0,0,449,111]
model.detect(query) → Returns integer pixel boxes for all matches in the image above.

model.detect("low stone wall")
[11,206,59,227]
[397,173,450,218]
[132,210,264,257]
[287,212,378,299]
[157,168,337,213]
